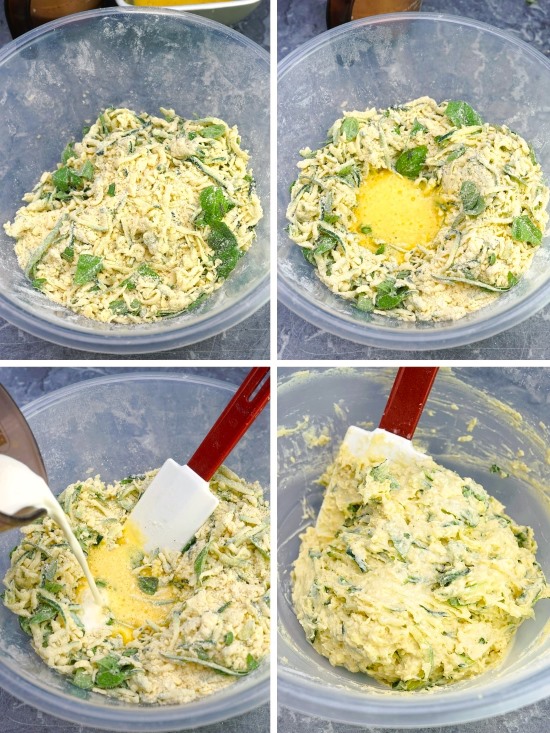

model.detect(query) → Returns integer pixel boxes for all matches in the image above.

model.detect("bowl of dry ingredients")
[0,372,270,730]
[278,14,550,350]
[277,367,550,727]
[0,8,269,354]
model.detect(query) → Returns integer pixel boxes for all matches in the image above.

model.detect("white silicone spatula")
[343,367,439,462]
[129,367,270,553]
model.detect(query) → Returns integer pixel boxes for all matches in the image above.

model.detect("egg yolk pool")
[354,170,443,260]
[80,520,174,643]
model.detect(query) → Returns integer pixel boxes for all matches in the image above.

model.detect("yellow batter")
[293,437,548,689]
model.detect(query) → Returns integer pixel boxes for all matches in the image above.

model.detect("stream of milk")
[0,454,103,607]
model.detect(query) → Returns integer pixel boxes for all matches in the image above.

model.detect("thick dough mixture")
[5,107,262,323]
[293,440,548,689]
[3,466,269,704]
[287,97,549,322]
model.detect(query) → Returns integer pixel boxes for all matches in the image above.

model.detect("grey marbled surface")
[0,366,269,732]
[0,2,270,361]
[277,0,550,360]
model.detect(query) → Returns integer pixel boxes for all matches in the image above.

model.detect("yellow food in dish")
[353,170,443,261]
[3,467,270,704]
[82,519,173,643]
[293,438,548,689]
[4,107,262,324]
[287,97,549,322]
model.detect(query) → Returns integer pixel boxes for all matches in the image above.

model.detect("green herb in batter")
[445,100,483,128]
[460,181,485,216]
[197,186,235,226]
[107,183,116,196]
[374,279,410,310]
[61,142,76,164]
[109,299,141,316]
[341,117,359,141]
[394,146,427,179]
[162,652,254,677]
[200,124,226,139]
[25,215,67,279]
[313,230,340,256]
[447,145,466,162]
[224,631,234,645]
[207,222,241,278]
[74,254,103,285]
[360,225,372,235]
[137,576,159,595]
[194,544,210,582]
[410,119,427,137]
[31,278,46,290]
[336,163,361,187]
[511,215,543,245]
[346,546,368,572]
[95,655,135,689]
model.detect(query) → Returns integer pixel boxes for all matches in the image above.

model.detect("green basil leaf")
[447,145,466,162]
[74,254,103,285]
[246,654,259,671]
[29,603,58,625]
[375,244,385,255]
[507,272,519,287]
[460,180,485,216]
[207,221,241,278]
[32,278,46,290]
[52,166,83,194]
[445,100,483,128]
[394,146,427,179]
[108,299,140,316]
[511,215,542,245]
[199,186,235,226]
[313,231,340,256]
[137,263,160,278]
[303,248,317,265]
[95,670,127,689]
[336,163,360,187]
[79,160,94,181]
[137,576,159,595]
[61,142,76,164]
[224,631,234,646]
[60,246,74,263]
[200,124,225,139]
[410,118,427,137]
[341,117,359,141]
[360,225,372,235]
[107,183,116,196]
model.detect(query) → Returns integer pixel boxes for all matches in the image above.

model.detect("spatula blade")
[130,459,219,553]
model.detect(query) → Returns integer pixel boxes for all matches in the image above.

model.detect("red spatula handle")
[187,367,270,481]
[379,367,439,441]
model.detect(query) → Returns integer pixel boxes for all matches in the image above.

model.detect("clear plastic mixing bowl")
[278,14,550,350]
[0,373,270,731]
[278,367,550,726]
[0,8,269,354]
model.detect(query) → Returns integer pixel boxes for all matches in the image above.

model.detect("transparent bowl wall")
[0,8,269,354]
[278,14,550,350]
[0,373,270,731]
[278,367,550,727]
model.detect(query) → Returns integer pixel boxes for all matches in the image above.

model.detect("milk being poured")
[0,454,103,607]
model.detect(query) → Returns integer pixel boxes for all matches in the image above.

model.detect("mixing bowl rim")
[0,6,269,355]
[277,12,550,351]
[0,371,269,730]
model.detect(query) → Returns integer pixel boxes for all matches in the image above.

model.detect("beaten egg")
[354,169,443,261]
[79,520,173,643]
